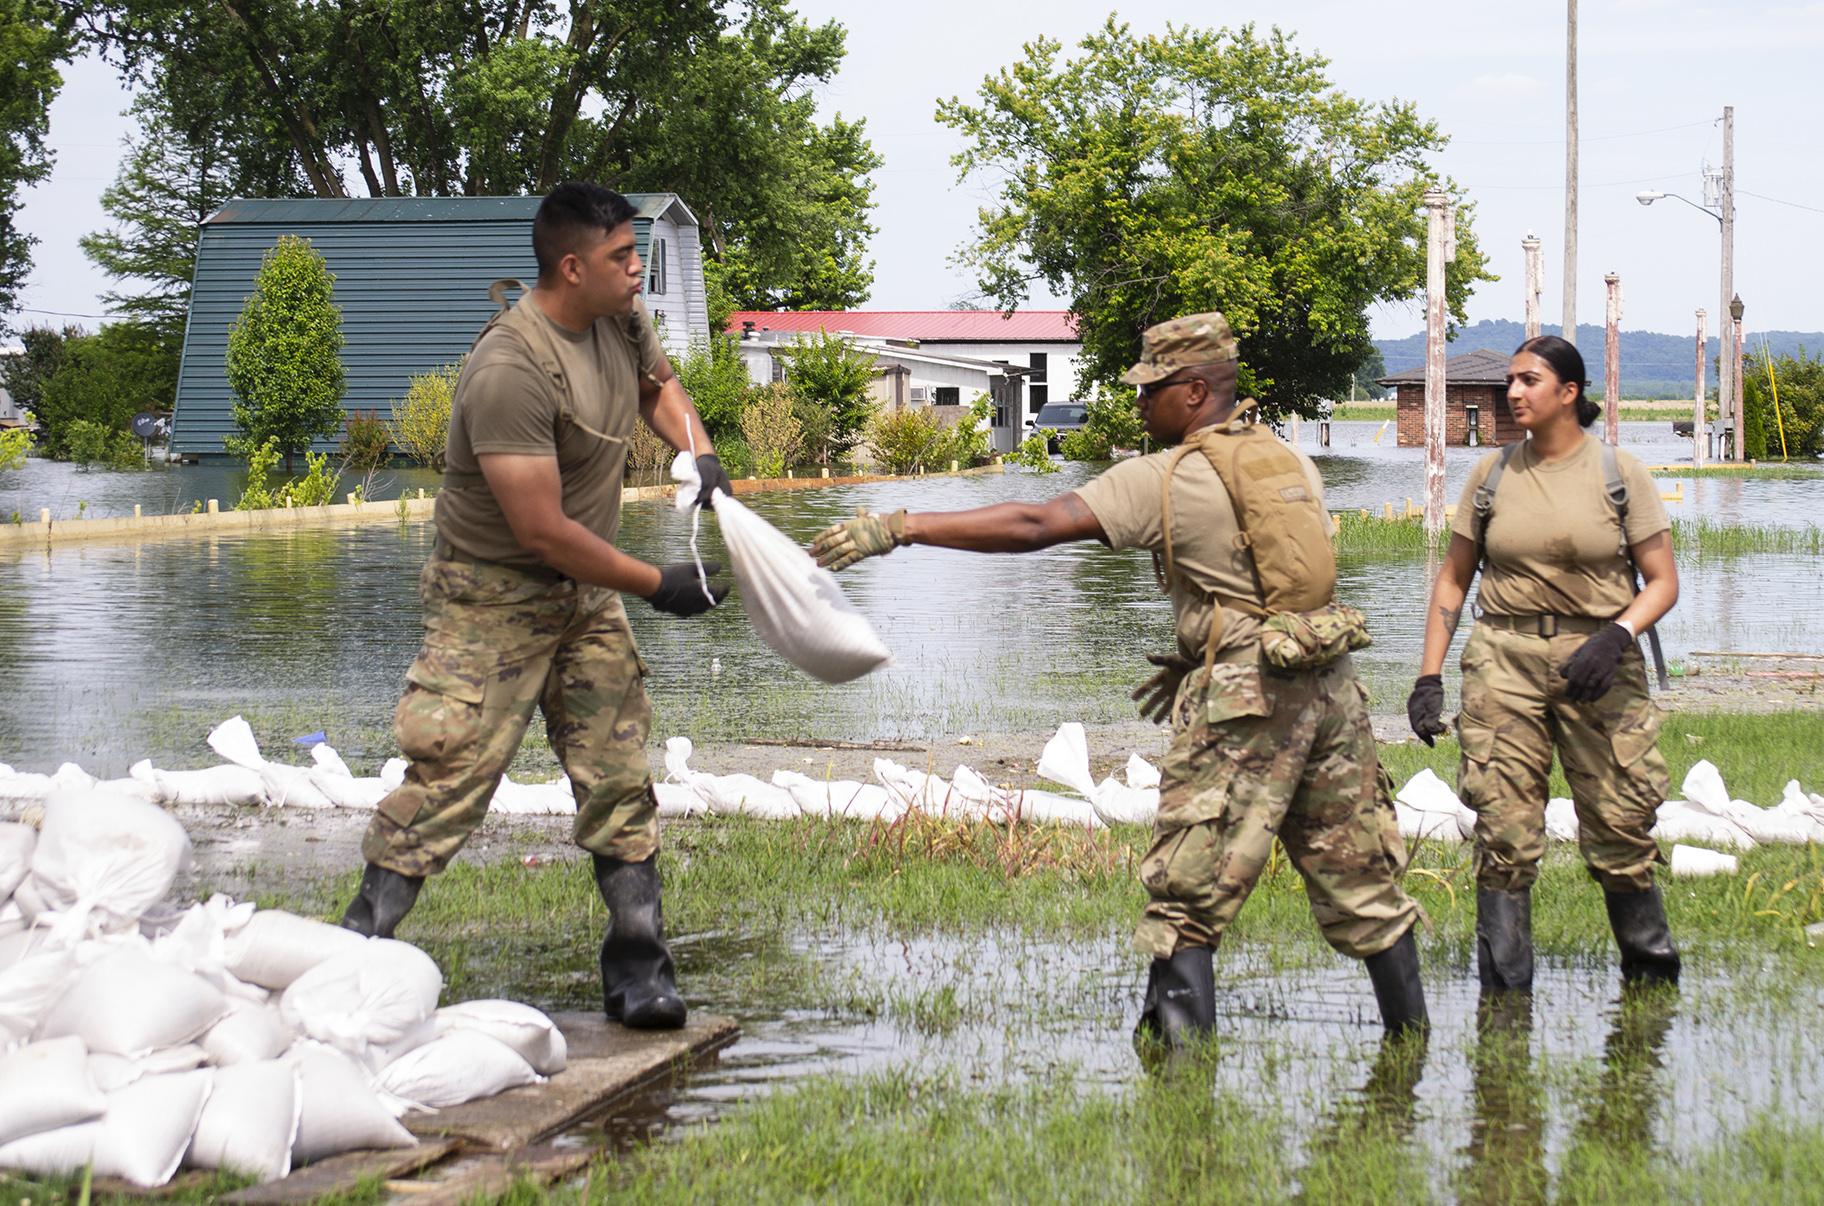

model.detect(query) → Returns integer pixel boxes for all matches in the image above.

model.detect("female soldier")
[1407,335,1680,992]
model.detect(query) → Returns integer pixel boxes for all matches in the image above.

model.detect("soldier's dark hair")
[533,183,638,280]
[1515,335,1599,426]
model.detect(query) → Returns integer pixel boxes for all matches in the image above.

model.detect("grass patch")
[1671,517,1824,556]
[1333,511,1442,554]
[1651,463,1824,479]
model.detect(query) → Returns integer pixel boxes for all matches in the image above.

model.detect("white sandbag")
[1721,800,1818,845]
[8,874,50,922]
[1025,787,1115,828]
[770,771,899,822]
[0,1069,214,1188]
[0,900,22,939]
[280,939,441,1061]
[1087,779,1152,827]
[1124,753,1162,791]
[185,1060,301,1183]
[0,822,33,901]
[1544,798,1580,843]
[0,763,54,803]
[1652,800,1758,850]
[224,908,369,991]
[432,1000,567,1076]
[286,1042,416,1163]
[1036,723,1099,801]
[653,781,709,818]
[665,738,799,818]
[87,1043,208,1093]
[674,454,890,683]
[1670,843,1739,877]
[874,759,952,815]
[136,762,268,808]
[39,946,227,1056]
[381,758,408,791]
[202,997,294,1066]
[29,789,191,939]
[206,715,341,809]
[92,777,160,806]
[1395,802,1465,842]
[1680,759,1731,815]
[1395,769,1477,839]
[374,1030,543,1112]
[309,744,354,779]
[0,944,76,1043]
[0,1037,104,1146]
[491,773,578,816]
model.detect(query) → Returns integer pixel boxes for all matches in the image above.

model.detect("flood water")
[0,421,1820,775]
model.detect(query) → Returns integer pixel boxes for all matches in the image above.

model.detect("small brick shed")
[1379,347,1521,447]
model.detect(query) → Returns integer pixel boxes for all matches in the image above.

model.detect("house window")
[1028,352,1048,413]
[770,354,785,383]
[934,386,960,406]
[649,238,668,296]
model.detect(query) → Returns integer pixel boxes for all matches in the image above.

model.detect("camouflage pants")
[362,555,657,877]
[1456,623,1667,893]
[1133,651,1419,961]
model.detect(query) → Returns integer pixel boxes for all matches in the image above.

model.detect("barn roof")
[1378,347,1512,386]
[204,193,696,227]
[726,309,1078,343]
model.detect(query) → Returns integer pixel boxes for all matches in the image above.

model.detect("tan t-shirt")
[436,296,667,566]
[1074,419,1326,658]
[1452,435,1669,618]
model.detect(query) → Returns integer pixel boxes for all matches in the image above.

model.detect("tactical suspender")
[1472,436,1670,691]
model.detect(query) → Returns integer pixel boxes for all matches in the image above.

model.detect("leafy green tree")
[1059,391,1145,461]
[34,322,175,459]
[737,382,802,478]
[937,19,1489,418]
[82,0,879,310]
[1350,347,1390,401]
[80,89,239,347]
[388,360,460,468]
[1742,348,1824,461]
[674,335,753,439]
[781,331,877,465]
[0,322,79,414]
[0,0,74,331]
[225,235,346,471]
[63,418,144,470]
[867,406,944,475]
[0,427,30,470]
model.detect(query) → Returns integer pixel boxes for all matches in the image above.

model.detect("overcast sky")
[14,0,1824,340]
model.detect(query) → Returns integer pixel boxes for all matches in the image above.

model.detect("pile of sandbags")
[0,788,568,1188]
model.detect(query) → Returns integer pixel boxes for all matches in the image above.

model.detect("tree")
[673,335,753,439]
[781,330,876,465]
[1742,348,1824,461]
[34,322,175,458]
[0,322,79,414]
[1350,347,1389,401]
[225,235,345,471]
[937,20,1490,419]
[388,360,460,468]
[0,0,73,332]
[737,381,801,477]
[80,0,879,311]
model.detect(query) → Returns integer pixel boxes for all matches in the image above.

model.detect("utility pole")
[1731,294,1746,459]
[1563,0,1579,346]
[1523,233,1543,339]
[1423,187,1454,537]
[1693,309,1707,468]
[1604,272,1622,444]
[1719,105,1737,459]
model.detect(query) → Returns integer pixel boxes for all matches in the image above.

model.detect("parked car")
[1026,401,1088,453]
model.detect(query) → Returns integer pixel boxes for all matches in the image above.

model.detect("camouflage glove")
[1406,674,1448,746]
[1131,651,1196,725]
[644,561,729,618]
[1558,622,1634,702]
[811,508,910,571]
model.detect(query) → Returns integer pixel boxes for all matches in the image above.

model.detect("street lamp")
[1635,190,1721,226]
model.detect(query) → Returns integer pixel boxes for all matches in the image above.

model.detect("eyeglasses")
[1138,373,1195,400]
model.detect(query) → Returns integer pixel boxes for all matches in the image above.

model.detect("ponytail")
[1515,335,1596,426]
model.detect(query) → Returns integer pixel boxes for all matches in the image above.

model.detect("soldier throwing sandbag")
[813,313,1427,1050]
[341,183,733,1031]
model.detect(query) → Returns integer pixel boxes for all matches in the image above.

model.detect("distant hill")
[1374,320,1824,399]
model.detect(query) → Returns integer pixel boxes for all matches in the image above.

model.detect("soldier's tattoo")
[1438,604,1461,637]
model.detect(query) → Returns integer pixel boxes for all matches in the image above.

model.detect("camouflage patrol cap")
[1120,312,1239,385]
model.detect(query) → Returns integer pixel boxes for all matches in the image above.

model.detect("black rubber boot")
[1604,884,1681,985]
[1133,945,1216,1051]
[1364,926,1429,1037]
[1476,887,1535,992]
[339,863,424,939]
[593,853,687,1030]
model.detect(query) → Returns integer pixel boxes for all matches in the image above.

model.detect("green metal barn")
[170,194,708,459]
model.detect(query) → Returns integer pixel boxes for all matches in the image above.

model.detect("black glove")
[1406,674,1448,746]
[695,453,733,510]
[644,561,729,617]
[1131,651,1196,725]
[1557,622,1635,702]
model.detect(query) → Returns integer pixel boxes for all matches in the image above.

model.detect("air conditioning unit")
[908,386,930,403]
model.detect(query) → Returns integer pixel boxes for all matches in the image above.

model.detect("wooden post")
[1422,186,1452,537]
[1719,106,1737,459]
[1603,272,1622,444]
[1732,296,1746,457]
[1522,232,1543,340]
[1693,309,1707,468]
[1562,0,1579,346]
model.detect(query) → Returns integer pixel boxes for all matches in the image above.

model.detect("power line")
[15,306,109,319]
[1740,189,1824,215]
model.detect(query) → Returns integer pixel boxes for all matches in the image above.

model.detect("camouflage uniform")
[1133,651,1419,960]
[362,554,658,877]
[1457,621,1666,893]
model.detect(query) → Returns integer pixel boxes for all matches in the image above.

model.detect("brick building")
[1380,347,1521,447]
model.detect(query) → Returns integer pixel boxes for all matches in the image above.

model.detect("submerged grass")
[1331,511,1824,559]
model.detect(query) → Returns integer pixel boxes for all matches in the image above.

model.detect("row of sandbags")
[0,790,569,1188]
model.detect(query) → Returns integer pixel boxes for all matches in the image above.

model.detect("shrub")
[33,322,176,460]
[739,383,803,478]
[712,432,754,479]
[782,331,878,465]
[236,436,340,510]
[1013,432,1059,474]
[1060,391,1142,461]
[936,393,995,466]
[674,336,753,437]
[867,406,946,475]
[0,428,30,471]
[63,419,144,471]
[341,409,391,470]
[1058,426,1112,460]
[389,361,460,468]
[626,421,672,480]
[225,235,346,472]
